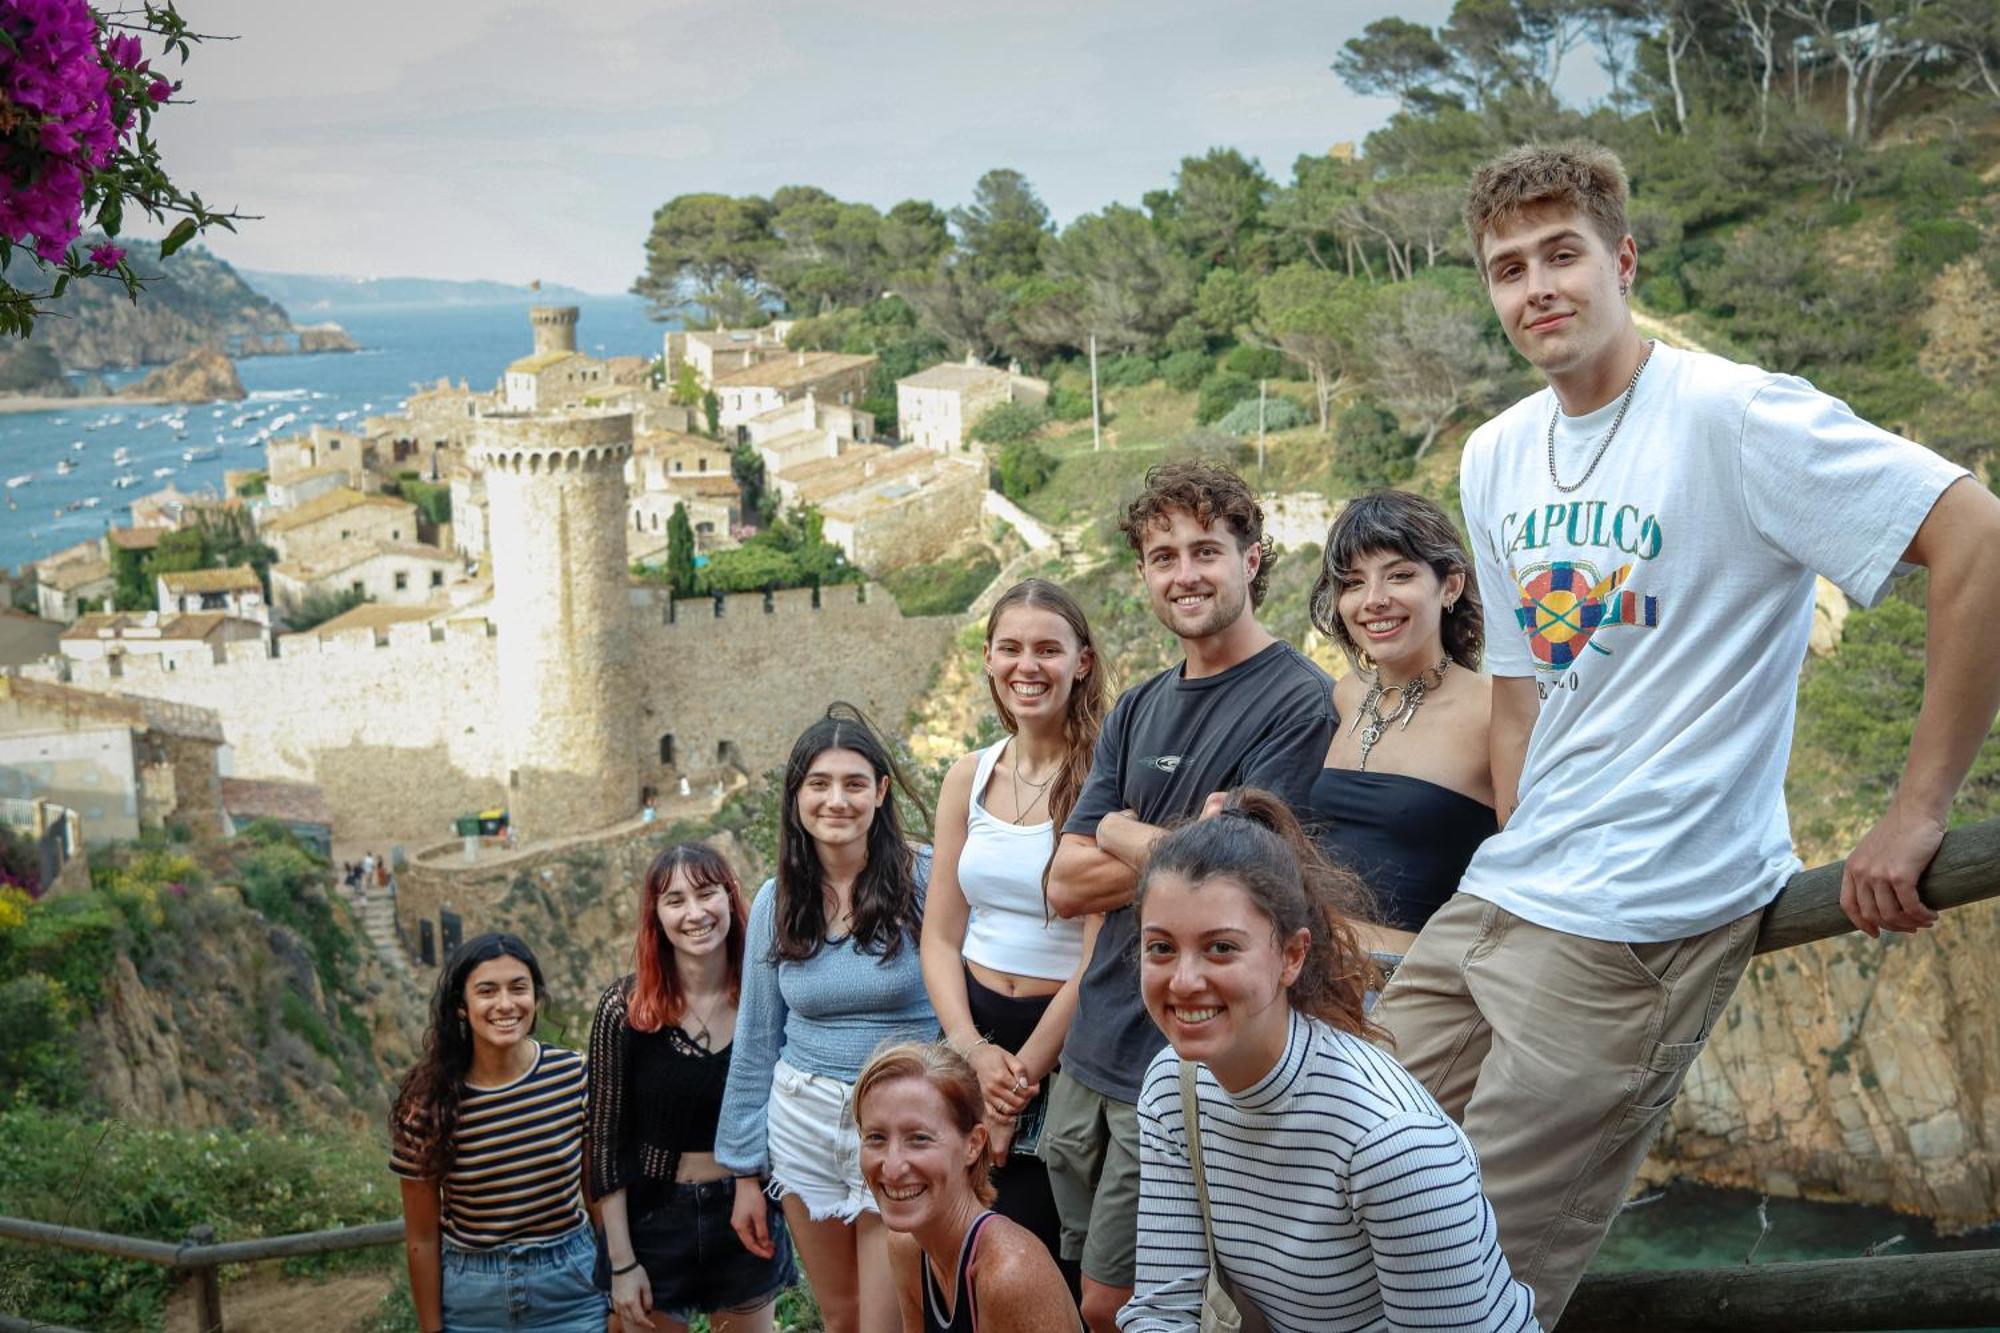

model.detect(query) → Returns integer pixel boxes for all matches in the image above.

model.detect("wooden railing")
[4,818,1999,1331]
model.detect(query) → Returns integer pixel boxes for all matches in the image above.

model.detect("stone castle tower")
[529,305,580,357]
[471,410,636,836]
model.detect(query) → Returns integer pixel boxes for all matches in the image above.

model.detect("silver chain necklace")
[1354,655,1450,771]
[1545,340,1655,494]
[1007,738,1057,821]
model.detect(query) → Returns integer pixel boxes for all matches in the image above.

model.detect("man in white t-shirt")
[1372,141,2000,1325]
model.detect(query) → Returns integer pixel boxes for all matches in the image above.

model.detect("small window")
[698,457,708,471]
[394,572,409,592]
[430,570,444,588]
[659,734,676,765]
[350,580,364,596]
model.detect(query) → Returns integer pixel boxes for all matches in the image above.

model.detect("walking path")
[982,488,1058,553]
[337,876,413,981]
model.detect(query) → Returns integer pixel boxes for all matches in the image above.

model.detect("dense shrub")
[1047,383,1092,421]
[0,972,85,1108]
[1217,394,1311,435]
[879,549,1001,617]
[1895,218,1981,276]
[1099,354,1159,387]
[1334,399,1418,489]
[970,400,1049,446]
[1194,369,1255,425]
[1222,344,1286,379]
[1159,349,1213,393]
[992,438,1058,502]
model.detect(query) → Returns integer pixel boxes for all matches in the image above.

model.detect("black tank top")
[922,1210,997,1333]
[1306,768,1496,932]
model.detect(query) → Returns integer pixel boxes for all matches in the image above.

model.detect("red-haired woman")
[587,843,795,1332]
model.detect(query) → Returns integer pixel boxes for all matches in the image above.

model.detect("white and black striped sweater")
[1120,1011,1539,1332]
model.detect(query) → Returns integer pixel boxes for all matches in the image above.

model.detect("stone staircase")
[341,880,414,982]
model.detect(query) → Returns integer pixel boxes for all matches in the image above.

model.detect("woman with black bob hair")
[1304,488,1495,989]
[716,703,939,1333]
[391,933,604,1333]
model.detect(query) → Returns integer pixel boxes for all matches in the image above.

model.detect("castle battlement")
[648,581,907,630]
[473,411,633,475]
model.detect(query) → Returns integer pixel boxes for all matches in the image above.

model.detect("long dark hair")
[984,578,1107,837]
[1137,788,1383,1041]
[390,933,549,1179]
[628,842,748,1032]
[772,703,929,963]
[1309,488,1484,670]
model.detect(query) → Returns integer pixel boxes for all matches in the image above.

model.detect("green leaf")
[51,274,70,300]
[158,217,198,258]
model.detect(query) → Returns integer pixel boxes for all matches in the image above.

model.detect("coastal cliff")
[118,346,247,402]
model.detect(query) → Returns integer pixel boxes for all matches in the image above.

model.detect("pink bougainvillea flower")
[105,33,143,67]
[89,242,125,268]
[147,77,170,102]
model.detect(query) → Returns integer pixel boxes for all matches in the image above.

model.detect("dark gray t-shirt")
[1059,640,1334,1103]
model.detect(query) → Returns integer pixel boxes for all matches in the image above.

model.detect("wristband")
[611,1258,643,1277]
[956,1035,991,1057]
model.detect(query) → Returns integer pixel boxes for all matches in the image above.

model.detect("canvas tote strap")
[1178,1060,1225,1276]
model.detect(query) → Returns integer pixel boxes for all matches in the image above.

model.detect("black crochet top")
[586,975,733,1200]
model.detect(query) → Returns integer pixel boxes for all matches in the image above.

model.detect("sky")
[151,0,1465,293]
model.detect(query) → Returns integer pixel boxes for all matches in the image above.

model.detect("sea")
[1,296,1996,1317]
[0,295,664,571]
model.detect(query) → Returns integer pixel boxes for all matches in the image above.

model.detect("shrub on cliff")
[971,400,1049,447]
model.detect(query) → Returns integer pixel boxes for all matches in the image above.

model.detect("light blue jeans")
[441,1222,606,1332]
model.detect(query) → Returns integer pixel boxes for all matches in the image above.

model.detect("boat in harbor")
[153,466,177,478]
[113,447,132,464]
[56,459,75,475]
[182,445,219,462]
[80,496,100,508]
[112,473,138,488]
[7,474,32,488]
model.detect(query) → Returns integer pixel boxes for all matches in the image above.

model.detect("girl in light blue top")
[719,704,936,1333]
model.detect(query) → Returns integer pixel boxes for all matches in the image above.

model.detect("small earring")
[1444,600,1456,613]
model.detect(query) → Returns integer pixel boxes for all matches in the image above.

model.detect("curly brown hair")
[1463,140,1629,278]
[1118,459,1273,607]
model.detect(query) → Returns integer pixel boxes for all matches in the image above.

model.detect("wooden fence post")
[184,1223,223,1333]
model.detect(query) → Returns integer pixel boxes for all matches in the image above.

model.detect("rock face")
[0,340,74,396]
[1655,900,2000,1232]
[296,323,360,354]
[120,346,246,402]
[79,886,422,1131]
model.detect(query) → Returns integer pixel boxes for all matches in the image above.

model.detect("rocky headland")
[118,346,246,402]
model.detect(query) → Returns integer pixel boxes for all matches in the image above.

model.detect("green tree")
[703,389,722,438]
[950,169,1052,282]
[1046,205,1196,352]
[632,193,775,326]
[992,439,1057,501]
[670,362,703,407]
[732,442,773,526]
[1165,148,1273,270]
[1252,264,1374,430]
[879,199,953,278]
[666,502,698,596]
[1367,278,1509,457]
[286,587,368,632]
[1334,17,1455,106]
[970,400,1049,447]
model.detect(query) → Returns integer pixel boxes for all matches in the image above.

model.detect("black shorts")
[593,1178,796,1322]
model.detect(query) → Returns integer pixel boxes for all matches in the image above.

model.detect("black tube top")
[1305,768,1496,932]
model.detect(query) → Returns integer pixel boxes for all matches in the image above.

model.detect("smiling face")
[858,1076,987,1232]
[1140,870,1307,1092]
[656,865,732,965]
[796,746,889,852]
[1480,204,1636,382]
[460,955,537,1054]
[985,602,1090,727]
[1336,547,1463,676]
[1137,508,1257,644]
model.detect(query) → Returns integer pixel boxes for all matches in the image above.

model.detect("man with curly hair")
[1043,458,1334,1332]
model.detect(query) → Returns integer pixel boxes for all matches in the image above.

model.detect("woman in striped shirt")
[391,933,605,1333]
[1121,791,1539,1333]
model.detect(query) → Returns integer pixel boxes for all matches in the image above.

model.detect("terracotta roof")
[301,602,441,638]
[899,361,1010,392]
[506,350,588,375]
[712,352,875,392]
[107,526,169,551]
[782,446,932,507]
[59,610,238,643]
[273,540,458,582]
[269,463,347,485]
[221,777,333,829]
[259,487,414,536]
[0,610,66,668]
[0,674,145,725]
[664,476,742,500]
[158,566,262,595]
[39,557,113,593]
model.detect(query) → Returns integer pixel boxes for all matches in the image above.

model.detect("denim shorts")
[766,1058,875,1221]
[592,1178,797,1322]
[441,1222,606,1332]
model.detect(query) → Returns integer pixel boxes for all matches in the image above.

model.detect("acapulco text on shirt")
[1498,496,1665,699]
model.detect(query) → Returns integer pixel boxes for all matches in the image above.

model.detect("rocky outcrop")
[79,884,422,1131]
[296,323,360,354]
[120,347,246,402]
[1655,900,2000,1231]
[0,340,74,397]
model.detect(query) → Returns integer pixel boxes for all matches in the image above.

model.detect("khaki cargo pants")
[1373,892,1758,1328]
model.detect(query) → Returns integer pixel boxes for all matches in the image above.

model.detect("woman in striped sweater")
[1121,791,1539,1333]
[392,933,605,1333]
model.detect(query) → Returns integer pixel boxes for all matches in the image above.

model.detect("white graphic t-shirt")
[1459,343,1967,942]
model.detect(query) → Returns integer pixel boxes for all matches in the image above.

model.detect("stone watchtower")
[472,411,636,837]
[529,305,580,357]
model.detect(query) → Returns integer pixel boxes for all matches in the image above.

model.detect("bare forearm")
[1096,810,1166,869]
[404,1241,443,1332]
[599,1190,634,1267]
[1490,678,1537,826]
[1047,839,1137,918]
[1900,547,2000,819]
[921,926,982,1049]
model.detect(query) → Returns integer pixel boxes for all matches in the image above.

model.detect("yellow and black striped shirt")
[391,1042,588,1249]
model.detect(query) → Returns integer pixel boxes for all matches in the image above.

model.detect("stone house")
[448,467,489,563]
[502,349,611,412]
[269,541,460,619]
[33,540,115,622]
[265,463,351,511]
[157,566,269,625]
[59,611,268,664]
[713,352,876,433]
[630,430,732,490]
[818,455,985,573]
[0,676,224,845]
[257,488,419,564]
[630,479,739,560]
[897,355,1050,455]
[667,325,793,386]
[128,486,227,531]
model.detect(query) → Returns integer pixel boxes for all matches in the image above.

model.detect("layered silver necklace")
[1546,340,1656,493]
[1354,655,1450,770]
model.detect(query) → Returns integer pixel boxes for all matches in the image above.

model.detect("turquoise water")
[0,295,663,570]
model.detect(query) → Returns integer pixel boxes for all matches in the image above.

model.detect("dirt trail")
[1630,307,1716,356]
[165,1269,398,1333]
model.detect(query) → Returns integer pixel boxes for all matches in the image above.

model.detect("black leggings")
[963,965,1080,1298]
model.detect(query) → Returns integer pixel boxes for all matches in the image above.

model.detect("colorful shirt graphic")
[1512,559,1659,670]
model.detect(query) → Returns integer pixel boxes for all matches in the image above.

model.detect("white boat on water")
[113,473,138,488]
[113,447,132,464]
[56,459,74,475]
[182,446,219,463]
[71,439,86,450]
[154,466,177,478]
[81,496,100,509]
[7,474,32,488]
